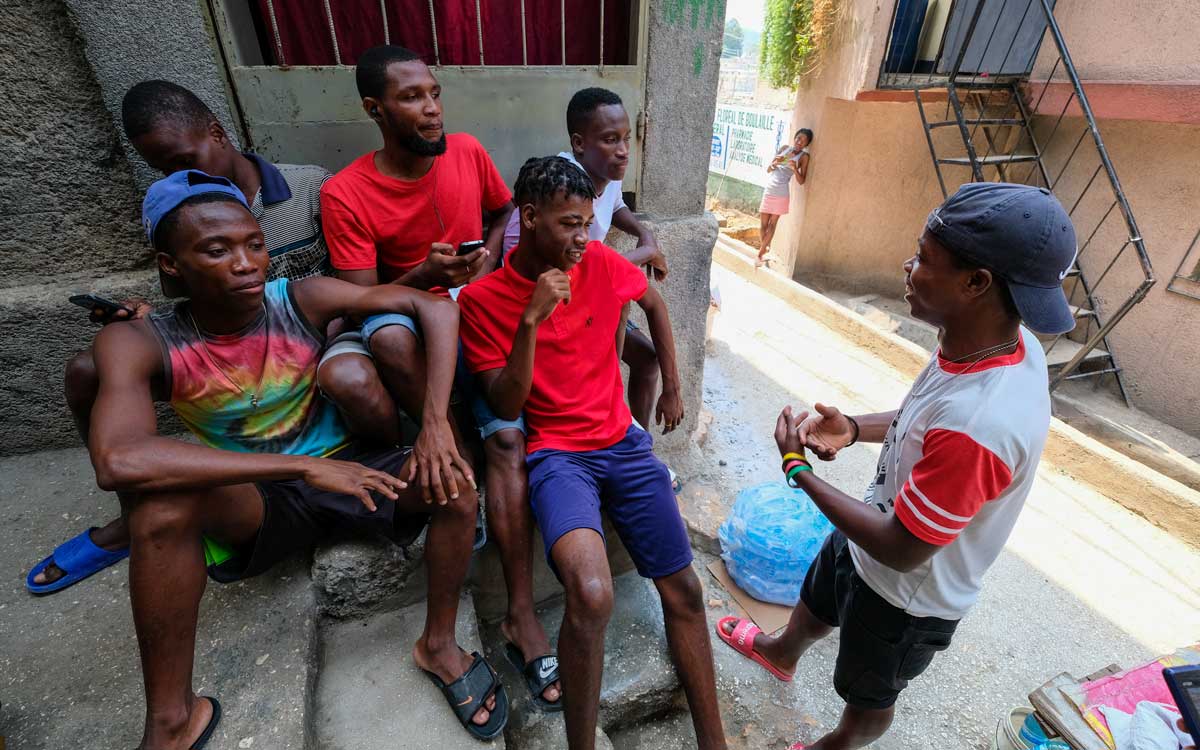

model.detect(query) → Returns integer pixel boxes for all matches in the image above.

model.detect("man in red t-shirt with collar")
[458,156,726,750]
[320,45,564,710]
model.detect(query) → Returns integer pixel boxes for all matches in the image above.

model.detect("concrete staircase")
[307,510,681,749]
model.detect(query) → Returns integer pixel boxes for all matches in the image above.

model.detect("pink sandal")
[715,616,795,682]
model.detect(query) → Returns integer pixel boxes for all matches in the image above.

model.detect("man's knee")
[319,355,384,407]
[126,492,202,546]
[370,325,421,374]
[64,348,99,410]
[657,567,705,617]
[431,469,480,522]
[563,569,614,626]
[485,428,526,468]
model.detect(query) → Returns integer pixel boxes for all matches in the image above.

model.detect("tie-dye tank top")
[148,279,348,457]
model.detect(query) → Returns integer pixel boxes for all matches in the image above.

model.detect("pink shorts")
[759,194,790,215]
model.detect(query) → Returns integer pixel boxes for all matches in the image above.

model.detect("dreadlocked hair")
[513,155,597,207]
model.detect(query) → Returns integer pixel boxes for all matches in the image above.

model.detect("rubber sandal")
[191,696,222,749]
[715,616,795,682]
[504,642,562,713]
[422,651,509,741]
[26,528,129,595]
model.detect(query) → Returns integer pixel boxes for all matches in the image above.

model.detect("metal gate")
[206,1,649,193]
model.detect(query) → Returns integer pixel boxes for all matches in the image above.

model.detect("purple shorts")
[526,425,693,580]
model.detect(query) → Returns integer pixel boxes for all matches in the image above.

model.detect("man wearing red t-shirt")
[458,156,726,750]
[319,45,563,710]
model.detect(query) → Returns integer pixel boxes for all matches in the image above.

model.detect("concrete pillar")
[630,0,727,459]
[61,0,240,190]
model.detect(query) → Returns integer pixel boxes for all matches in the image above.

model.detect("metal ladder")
[915,77,1132,402]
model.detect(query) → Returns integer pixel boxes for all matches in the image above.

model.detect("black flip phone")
[457,240,486,257]
[1164,665,1200,745]
[69,294,131,318]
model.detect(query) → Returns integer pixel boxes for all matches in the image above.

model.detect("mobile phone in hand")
[457,240,486,257]
[1164,666,1200,745]
[69,294,132,319]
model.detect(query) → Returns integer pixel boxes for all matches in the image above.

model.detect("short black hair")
[152,192,247,254]
[356,45,423,99]
[513,156,597,208]
[566,87,624,136]
[796,128,814,143]
[122,80,217,141]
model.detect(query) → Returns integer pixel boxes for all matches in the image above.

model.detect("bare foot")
[33,524,128,586]
[719,618,797,674]
[501,616,561,705]
[412,640,497,726]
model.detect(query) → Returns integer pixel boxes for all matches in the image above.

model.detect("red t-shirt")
[320,133,511,290]
[458,241,648,454]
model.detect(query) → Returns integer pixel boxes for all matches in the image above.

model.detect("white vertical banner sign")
[709,104,793,188]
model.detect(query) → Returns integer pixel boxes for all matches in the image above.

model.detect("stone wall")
[0,0,154,453]
[62,0,240,189]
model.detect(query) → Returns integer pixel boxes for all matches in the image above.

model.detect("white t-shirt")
[502,151,626,253]
[850,328,1051,620]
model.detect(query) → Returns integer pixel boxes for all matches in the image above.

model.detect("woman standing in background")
[757,128,812,267]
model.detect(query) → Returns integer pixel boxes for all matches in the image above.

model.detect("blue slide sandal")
[26,528,129,595]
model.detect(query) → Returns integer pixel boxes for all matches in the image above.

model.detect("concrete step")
[313,515,637,622]
[313,594,505,749]
[480,572,682,747]
[0,269,164,455]
[0,447,317,750]
[1042,338,1111,368]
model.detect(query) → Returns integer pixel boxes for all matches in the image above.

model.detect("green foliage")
[761,0,838,89]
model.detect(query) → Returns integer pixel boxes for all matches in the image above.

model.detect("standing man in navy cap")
[717,183,1078,750]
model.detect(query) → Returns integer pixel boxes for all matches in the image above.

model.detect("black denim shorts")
[208,444,425,583]
[800,530,959,709]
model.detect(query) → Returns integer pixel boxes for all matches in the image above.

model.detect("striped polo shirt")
[245,154,333,281]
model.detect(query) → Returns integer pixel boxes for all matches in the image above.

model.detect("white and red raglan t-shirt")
[849,327,1051,620]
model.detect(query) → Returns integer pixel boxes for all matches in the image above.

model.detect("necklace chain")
[943,334,1021,363]
[909,333,1021,400]
[188,305,270,411]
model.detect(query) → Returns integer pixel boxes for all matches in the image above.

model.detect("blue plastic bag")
[718,482,834,606]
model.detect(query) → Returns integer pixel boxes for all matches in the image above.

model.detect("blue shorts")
[359,313,524,441]
[527,425,693,580]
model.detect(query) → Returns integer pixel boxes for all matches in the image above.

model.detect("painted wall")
[768,0,895,275]
[1039,117,1200,434]
[1033,0,1200,82]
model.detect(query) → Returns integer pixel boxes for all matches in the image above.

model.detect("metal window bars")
[258,0,614,67]
[891,0,1155,402]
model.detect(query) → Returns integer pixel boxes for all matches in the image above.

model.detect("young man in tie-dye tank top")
[87,171,509,748]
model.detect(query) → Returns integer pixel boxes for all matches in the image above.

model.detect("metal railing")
[901,0,1155,398]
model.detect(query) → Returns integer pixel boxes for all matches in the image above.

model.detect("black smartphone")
[457,240,486,257]
[69,294,131,318]
[1164,665,1200,745]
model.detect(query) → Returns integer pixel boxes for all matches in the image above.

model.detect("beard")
[398,130,447,157]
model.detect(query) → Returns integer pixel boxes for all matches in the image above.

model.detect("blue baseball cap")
[142,169,248,245]
[926,183,1078,335]
[143,170,249,297]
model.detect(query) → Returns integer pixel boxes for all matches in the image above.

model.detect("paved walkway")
[696,263,1200,748]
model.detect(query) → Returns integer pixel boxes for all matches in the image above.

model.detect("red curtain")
[255,0,630,66]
